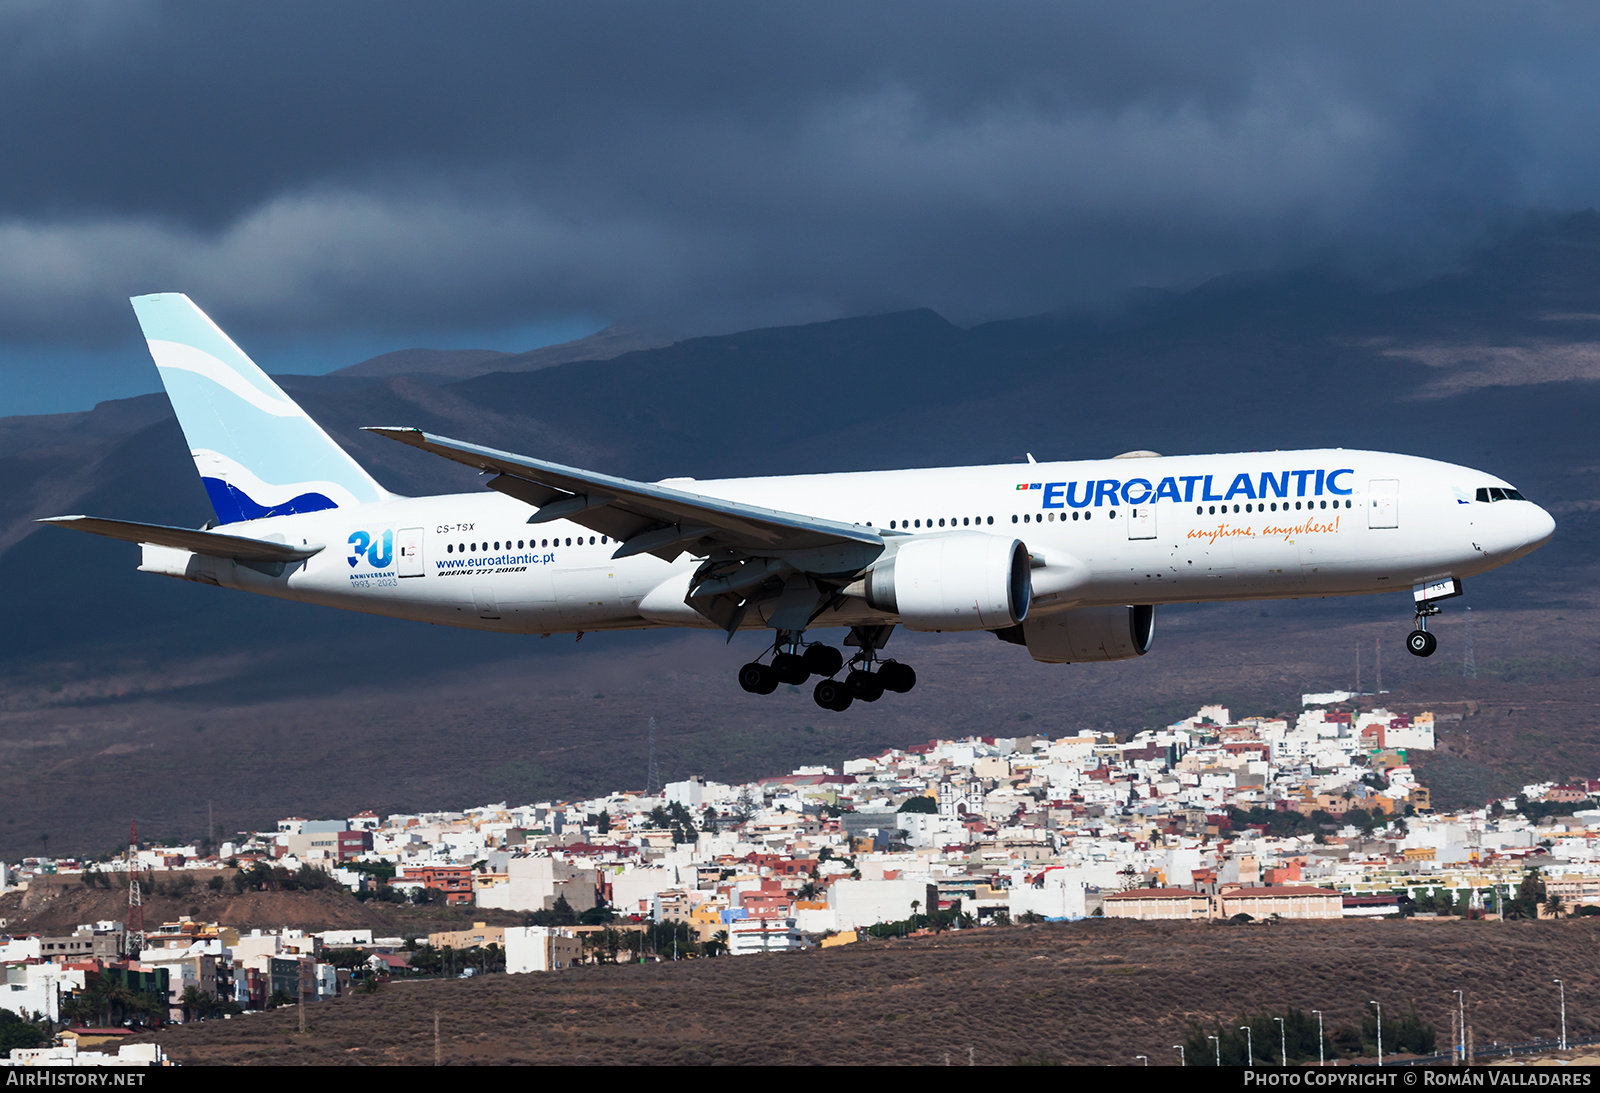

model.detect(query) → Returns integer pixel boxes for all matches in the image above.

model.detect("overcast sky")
[4,1,1600,413]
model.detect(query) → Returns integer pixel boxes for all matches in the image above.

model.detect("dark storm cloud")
[4,1,1600,348]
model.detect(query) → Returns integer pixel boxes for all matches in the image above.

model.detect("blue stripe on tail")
[202,479,340,524]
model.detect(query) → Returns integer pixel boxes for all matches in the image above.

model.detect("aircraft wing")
[40,515,324,563]
[365,427,884,567]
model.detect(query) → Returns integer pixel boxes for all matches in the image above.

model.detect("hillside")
[127,917,1600,1065]
[0,873,524,938]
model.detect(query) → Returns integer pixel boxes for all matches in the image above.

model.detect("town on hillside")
[3,688,1596,1060]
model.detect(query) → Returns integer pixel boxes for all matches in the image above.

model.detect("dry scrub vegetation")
[136,917,1600,1066]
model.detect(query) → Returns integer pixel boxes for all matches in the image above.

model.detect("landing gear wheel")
[1406,629,1437,658]
[877,661,917,694]
[846,668,885,702]
[802,644,844,677]
[738,662,779,694]
[813,679,854,711]
[771,652,811,685]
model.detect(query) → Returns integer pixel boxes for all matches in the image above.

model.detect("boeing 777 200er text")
[45,295,1556,710]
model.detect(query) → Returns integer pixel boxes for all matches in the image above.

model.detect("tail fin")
[130,293,390,524]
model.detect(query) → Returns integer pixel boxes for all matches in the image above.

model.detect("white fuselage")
[138,448,1555,635]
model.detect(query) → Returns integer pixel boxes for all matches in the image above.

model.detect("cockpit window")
[1476,487,1528,503]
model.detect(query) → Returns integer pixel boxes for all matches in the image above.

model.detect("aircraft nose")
[1526,505,1556,550]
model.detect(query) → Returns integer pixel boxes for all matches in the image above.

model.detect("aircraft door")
[472,585,501,620]
[1127,504,1157,540]
[1368,480,1399,529]
[397,527,424,577]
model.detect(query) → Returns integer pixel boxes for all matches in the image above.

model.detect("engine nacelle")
[865,533,1031,631]
[1017,604,1155,663]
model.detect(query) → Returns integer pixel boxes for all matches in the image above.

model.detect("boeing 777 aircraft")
[45,295,1556,711]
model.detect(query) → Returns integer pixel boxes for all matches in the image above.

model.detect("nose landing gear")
[1406,624,1438,658]
[1405,578,1461,658]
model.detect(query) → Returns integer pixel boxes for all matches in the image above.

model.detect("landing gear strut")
[1406,603,1440,658]
[738,630,844,695]
[1406,578,1462,658]
[812,626,916,712]
[739,630,810,694]
[735,626,917,712]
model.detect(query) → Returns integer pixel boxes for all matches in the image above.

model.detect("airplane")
[44,294,1556,711]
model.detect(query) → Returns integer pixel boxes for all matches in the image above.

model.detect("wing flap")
[41,515,324,563]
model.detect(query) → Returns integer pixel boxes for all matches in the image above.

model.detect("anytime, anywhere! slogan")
[1188,514,1341,544]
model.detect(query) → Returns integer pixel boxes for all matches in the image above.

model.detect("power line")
[125,820,144,956]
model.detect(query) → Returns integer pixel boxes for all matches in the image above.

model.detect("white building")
[475,856,596,914]
[728,916,801,955]
[827,879,929,930]
[504,926,580,973]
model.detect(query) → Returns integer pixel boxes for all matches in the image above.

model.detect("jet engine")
[863,532,1031,631]
[1008,604,1155,663]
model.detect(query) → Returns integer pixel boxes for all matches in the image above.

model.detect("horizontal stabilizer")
[40,515,324,563]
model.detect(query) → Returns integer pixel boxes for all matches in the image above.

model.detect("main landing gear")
[737,627,917,712]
